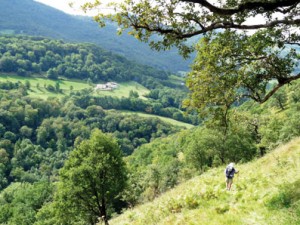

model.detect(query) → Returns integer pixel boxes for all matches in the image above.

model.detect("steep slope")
[0,0,193,72]
[110,138,300,225]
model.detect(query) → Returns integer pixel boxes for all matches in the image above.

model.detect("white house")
[95,82,118,91]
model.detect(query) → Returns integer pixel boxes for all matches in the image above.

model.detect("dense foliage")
[0,35,172,89]
[0,85,181,192]
[37,130,127,225]
[0,1,299,219]
[0,182,53,225]
[0,35,199,124]
[185,31,300,119]
[122,79,300,205]
[71,89,199,125]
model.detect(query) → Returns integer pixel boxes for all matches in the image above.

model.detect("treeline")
[72,88,200,125]
[0,35,176,89]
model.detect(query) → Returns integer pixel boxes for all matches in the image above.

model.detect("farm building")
[95,82,118,91]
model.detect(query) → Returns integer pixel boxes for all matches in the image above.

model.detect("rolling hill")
[0,0,194,73]
[110,137,300,225]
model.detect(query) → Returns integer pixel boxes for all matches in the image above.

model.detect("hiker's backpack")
[226,166,234,178]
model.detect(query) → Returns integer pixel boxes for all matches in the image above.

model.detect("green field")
[94,82,149,99]
[117,110,194,129]
[167,74,185,86]
[0,29,15,35]
[0,74,149,100]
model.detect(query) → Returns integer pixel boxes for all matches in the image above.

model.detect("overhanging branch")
[181,0,300,15]
[179,18,300,38]
[130,17,300,40]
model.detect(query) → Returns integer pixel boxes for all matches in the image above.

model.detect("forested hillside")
[0,75,299,224]
[0,35,200,125]
[0,0,193,72]
[0,87,181,188]
[0,36,170,89]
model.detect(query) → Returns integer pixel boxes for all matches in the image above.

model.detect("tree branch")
[232,55,267,62]
[130,17,300,40]
[181,0,300,15]
[178,19,300,38]
[260,73,300,103]
[275,3,299,13]
[287,42,300,46]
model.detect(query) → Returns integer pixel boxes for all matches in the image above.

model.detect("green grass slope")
[118,111,194,129]
[110,138,300,225]
[0,74,149,100]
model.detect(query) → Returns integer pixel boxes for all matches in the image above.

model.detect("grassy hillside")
[110,138,300,225]
[118,111,194,129]
[95,83,149,100]
[0,74,149,100]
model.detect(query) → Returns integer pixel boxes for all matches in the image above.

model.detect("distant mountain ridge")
[0,0,193,72]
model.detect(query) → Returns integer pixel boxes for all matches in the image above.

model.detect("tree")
[129,90,139,98]
[82,0,300,112]
[25,80,31,90]
[46,68,58,80]
[185,30,299,116]
[52,129,127,225]
[0,182,53,225]
[0,55,17,72]
[55,81,61,93]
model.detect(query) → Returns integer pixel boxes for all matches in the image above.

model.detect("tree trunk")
[100,198,109,225]
[259,146,266,157]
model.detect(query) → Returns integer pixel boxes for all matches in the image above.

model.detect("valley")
[0,0,299,224]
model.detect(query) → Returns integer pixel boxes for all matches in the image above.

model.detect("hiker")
[225,162,239,191]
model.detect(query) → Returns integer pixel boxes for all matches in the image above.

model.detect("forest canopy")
[0,36,170,89]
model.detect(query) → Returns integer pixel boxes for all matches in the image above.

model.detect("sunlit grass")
[118,110,194,129]
[109,138,300,225]
[0,74,149,100]
[93,81,149,99]
[167,74,185,86]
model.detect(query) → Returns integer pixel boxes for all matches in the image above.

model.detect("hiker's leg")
[228,179,233,190]
[228,181,232,190]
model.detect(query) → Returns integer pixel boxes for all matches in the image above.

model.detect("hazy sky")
[35,0,269,26]
[35,0,120,16]
[35,0,91,15]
